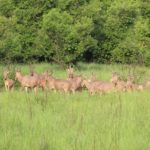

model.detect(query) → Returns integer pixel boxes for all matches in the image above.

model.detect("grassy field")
[0,63,150,150]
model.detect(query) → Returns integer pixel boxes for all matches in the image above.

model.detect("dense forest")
[0,0,149,65]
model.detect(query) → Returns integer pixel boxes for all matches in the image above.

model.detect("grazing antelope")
[15,70,39,92]
[3,70,14,91]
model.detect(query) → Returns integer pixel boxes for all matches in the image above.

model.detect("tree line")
[0,0,149,66]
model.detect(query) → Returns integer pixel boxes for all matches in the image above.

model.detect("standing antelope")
[3,70,14,91]
[82,78,114,95]
[31,71,49,91]
[47,74,71,93]
[125,75,144,91]
[68,75,83,93]
[110,72,126,92]
[81,79,98,95]
[15,70,39,92]
[66,66,84,93]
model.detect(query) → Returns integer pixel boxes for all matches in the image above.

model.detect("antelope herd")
[2,66,150,95]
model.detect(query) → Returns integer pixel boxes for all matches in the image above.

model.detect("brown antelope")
[47,75,71,93]
[69,75,83,93]
[126,75,134,90]
[82,78,114,95]
[96,82,114,94]
[66,66,84,93]
[126,75,144,91]
[15,70,39,92]
[81,79,99,95]
[3,70,14,91]
[110,72,126,91]
[82,74,110,95]
[82,73,106,95]
[29,64,49,91]
[31,71,49,91]
[47,73,83,93]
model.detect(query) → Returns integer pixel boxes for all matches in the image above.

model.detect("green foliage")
[0,0,149,65]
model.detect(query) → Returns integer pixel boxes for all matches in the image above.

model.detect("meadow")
[0,63,150,150]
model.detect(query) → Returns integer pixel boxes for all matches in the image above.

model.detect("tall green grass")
[0,63,150,150]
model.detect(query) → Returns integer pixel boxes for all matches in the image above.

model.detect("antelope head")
[3,70,9,80]
[110,72,119,86]
[15,70,22,81]
[67,65,74,78]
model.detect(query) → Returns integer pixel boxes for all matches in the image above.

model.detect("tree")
[36,8,97,65]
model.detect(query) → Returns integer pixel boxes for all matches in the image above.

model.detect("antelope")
[81,73,105,95]
[81,79,99,95]
[15,70,39,92]
[82,74,110,95]
[3,70,14,91]
[96,82,114,94]
[110,72,118,86]
[47,75,71,93]
[82,78,114,95]
[110,72,126,92]
[81,80,93,94]
[69,75,83,93]
[126,75,144,91]
[29,64,49,91]
[126,75,134,90]
[66,66,84,93]
[31,71,49,91]
[47,73,83,93]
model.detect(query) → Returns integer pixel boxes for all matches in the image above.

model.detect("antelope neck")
[17,74,23,82]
